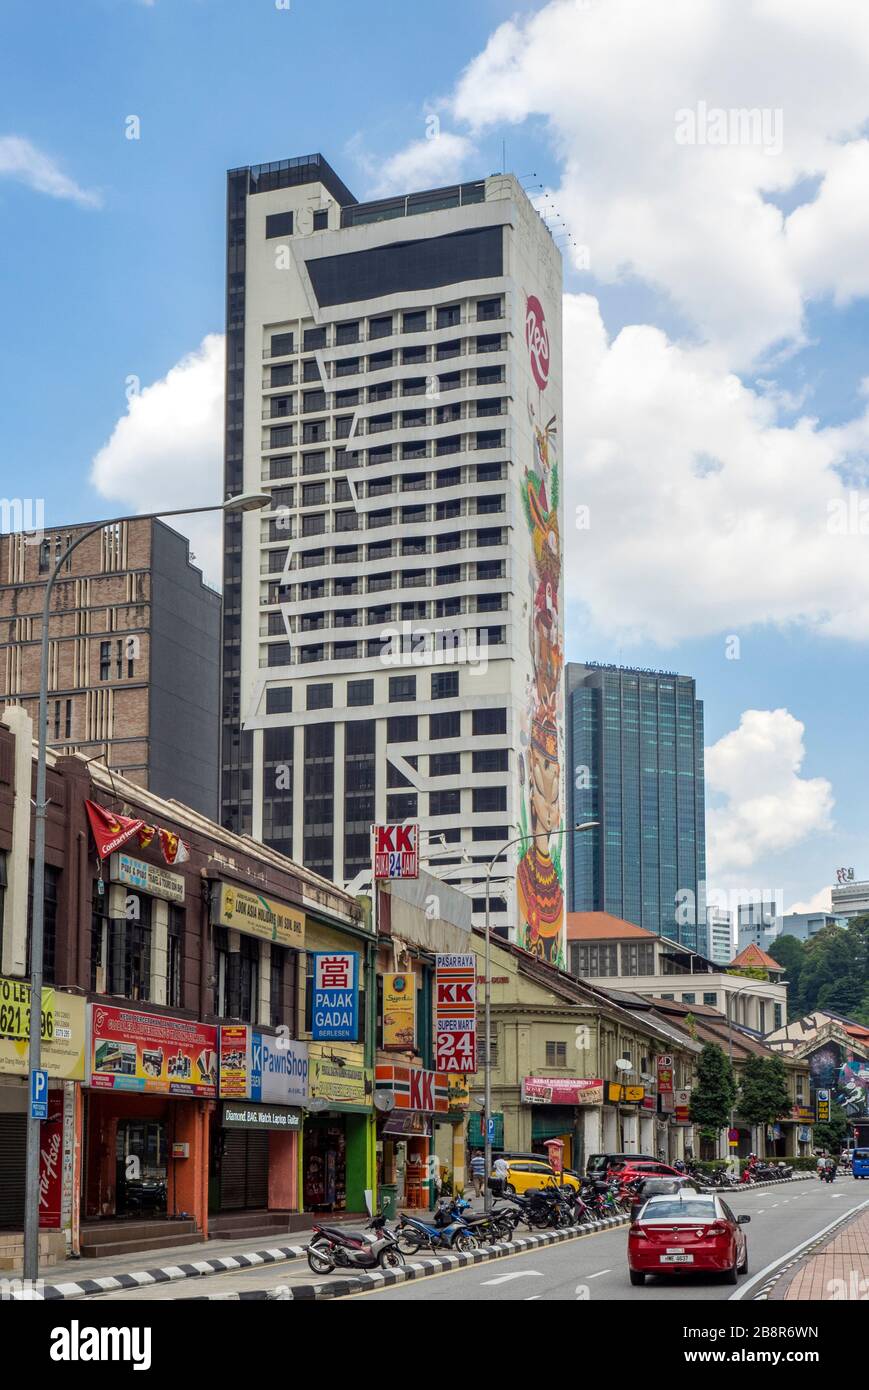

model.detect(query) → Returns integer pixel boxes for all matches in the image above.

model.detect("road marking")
[586,1269,611,1279]
[830,1193,844,1199]
[481,1271,544,1286]
[730,1197,869,1301]
[756,1209,765,1214]
[525,1295,542,1300]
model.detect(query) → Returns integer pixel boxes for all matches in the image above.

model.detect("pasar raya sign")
[435,954,476,1074]
[374,823,419,880]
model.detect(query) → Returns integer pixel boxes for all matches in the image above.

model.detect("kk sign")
[312,953,359,1042]
[374,823,419,880]
[435,954,477,1074]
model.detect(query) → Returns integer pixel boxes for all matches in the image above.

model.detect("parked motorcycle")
[306,1213,405,1275]
[396,1199,479,1255]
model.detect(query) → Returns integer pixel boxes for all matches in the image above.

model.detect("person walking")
[470,1149,486,1199]
[493,1154,509,1196]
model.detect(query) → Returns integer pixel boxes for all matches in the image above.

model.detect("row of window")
[266,626,506,667]
[266,455,505,487]
[268,394,506,427]
[268,364,504,393]
[267,421,506,452]
[265,301,503,357]
[273,558,506,590]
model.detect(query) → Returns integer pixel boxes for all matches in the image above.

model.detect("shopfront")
[83,1003,215,1230]
[304,1042,374,1213]
[375,1064,451,1209]
[211,1026,307,1215]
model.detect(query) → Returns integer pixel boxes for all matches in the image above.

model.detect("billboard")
[521,1076,604,1106]
[219,1026,308,1104]
[0,978,86,1081]
[89,1005,218,1097]
[434,954,476,1074]
[382,973,416,1051]
[210,882,305,949]
[312,952,359,1041]
[374,823,419,880]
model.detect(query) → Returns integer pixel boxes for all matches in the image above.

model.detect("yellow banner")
[212,883,304,948]
[309,1043,372,1106]
[382,973,416,1050]
[0,978,86,1081]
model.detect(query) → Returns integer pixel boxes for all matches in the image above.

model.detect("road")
[89,1177,867,1302]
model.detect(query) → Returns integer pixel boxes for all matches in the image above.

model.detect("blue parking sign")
[30,1068,48,1120]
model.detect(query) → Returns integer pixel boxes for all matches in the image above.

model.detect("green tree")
[738,1055,791,1128]
[689,1042,737,1140]
[814,1100,848,1155]
[768,935,806,1019]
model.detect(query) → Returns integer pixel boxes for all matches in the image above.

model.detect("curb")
[24,1243,308,1302]
[750,1190,869,1301]
[179,1215,631,1301]
[696,1174,814,1195]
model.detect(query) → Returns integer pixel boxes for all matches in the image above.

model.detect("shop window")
[108,893,152,1001]
[270,943,297,1031]
[545,1041,567,1067]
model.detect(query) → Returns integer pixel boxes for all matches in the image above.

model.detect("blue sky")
[2,0,868,917]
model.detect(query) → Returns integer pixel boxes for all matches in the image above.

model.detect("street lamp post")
[725,983,755,1168]
[22,491,268,1281]
[482,820,598,1211]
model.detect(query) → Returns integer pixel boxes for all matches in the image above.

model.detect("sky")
[2,0,869,919]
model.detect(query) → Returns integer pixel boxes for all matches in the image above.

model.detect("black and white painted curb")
[181,1217,632,1301]
[20,1243,308,1301]
[697,1174,815,1196]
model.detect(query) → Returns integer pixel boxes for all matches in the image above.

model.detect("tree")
[738,1055,791,1128]
[690,1042,737,1140]
[768,935,806,1019]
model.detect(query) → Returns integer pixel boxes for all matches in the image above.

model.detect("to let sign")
[374,824,419,880]
[435,954,476,1074]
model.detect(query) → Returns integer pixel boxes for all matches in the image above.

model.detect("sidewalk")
[783,1205,869,1300]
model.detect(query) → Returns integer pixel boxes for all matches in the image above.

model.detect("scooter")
[306,1213,405,1274]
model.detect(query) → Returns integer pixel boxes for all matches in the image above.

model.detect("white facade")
[831,879,869,919]
[705,907,733,965]
[223,158,565,952]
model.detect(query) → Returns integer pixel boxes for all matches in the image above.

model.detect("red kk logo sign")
[526,294,550,390]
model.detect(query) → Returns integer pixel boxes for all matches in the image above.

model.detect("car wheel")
[740,1245,749,1276]
[724,1260,739,1285]
[505,1184,516,1195]
[629,1270,645,1286]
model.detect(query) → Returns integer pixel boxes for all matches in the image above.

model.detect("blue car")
[852,1149,869,1178]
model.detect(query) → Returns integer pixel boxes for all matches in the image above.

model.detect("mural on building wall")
[809,1041,869,1116]
[517,292,565,968]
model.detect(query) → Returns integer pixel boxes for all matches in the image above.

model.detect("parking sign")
[30,1068,48,1120]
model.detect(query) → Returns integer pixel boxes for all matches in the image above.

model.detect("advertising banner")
[38,1089,64,1229]
[374,1063,450,1113]
[656,1054,674,1094]
[312,952,359,1042]
[521,1076,604,1106]
[435,953,476,1074]
[110,852,185,904]
[382,972,416,1051]
[89,1005,218,1097]
[674,1088,691,1124]
[816,1089,831,1122]
[219,1025,250,1098]
[0,978,86,1081]
[211,882,304,949]
[374,823,419,880]
[218,1026,308,1104]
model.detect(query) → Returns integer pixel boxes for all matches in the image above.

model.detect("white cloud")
[705,709,833,874]
[0,136,101,208]
[786,885,833,915]
[90,335,224,586]
[562,293,869,644]
[353,129,476,198]
[447,0,869,367]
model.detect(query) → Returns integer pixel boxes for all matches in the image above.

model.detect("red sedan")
[628,1192,750,1285]
[612,1160,684,1181]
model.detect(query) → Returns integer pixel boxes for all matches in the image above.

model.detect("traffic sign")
[30,1068,48,1120]
[486,1117,495,1143]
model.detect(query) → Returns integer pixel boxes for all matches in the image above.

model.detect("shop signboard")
[382,972,416,1051]
[219,1026,308,1104]
[382,1111,432,1137]
[607,1082,646,1104]
[39,1090,64,1229]
[109,852,185,904]
[373,823,419,880]
[221,1101,302,1132]
[656,1054,674,1094]
[309,1044,372,1106]
[89,1005,218,1097]
[521,1076,604,1106]
[210,881,304,949]
[312,952,359,1042]
[375,1063,450,1113]
[674,1088,691,1124]
[816,1089,831,1122]
[0,978,86,1081]
[434,953,476,1074]
[447,1074,470,1110]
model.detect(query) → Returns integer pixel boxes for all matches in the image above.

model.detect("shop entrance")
[115,1118,168,1217]
[303,1115,347,1211]
[211,1128,269,1211]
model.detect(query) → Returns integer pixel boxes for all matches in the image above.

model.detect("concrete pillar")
[151,899,168,1006]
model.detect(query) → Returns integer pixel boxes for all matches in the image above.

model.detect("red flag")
[85,800,144,859]
[158,828,190,865]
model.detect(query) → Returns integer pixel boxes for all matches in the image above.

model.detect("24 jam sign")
[435,954,477,1074]
[525,294,550,391]
[374,823,419,880]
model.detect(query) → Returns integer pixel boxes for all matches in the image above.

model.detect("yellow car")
[494,1159,581,1195]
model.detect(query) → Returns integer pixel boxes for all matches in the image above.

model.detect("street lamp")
[482,820,598,1210]
[22,491,269,1280]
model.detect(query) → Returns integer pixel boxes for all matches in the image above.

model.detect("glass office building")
[567,662,706,949]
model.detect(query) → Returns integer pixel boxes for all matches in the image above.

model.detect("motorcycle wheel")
[307,1241,335,1275]
[453,1232,478,1254]
[397,1230,424,1255]
[379,1247,406,1269]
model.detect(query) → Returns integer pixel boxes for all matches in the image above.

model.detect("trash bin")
[379,1183,398,1220]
